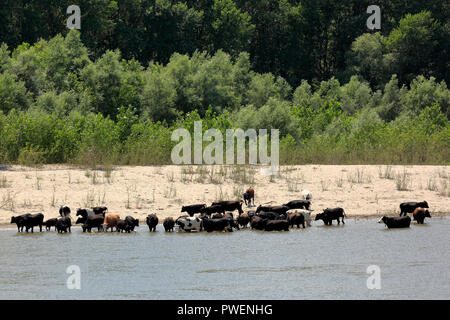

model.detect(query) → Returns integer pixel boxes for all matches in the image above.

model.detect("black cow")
[255,211,278,220]
[56,216,72,233]
[78,214,104,232]
[400,201,429,216]
[201,216,233,232]
[379,216,411,228]
[264,219,289,231]
[76,208,95,218]
[283,200,311,210]
[212,201,243,214]
[43,218,58,231]
[200,205,225,216]
[256,205,289,215]
[146,214,159,232]
[59,206,71,217]
[413,208,431,224]
[181,204,206,217]
[11,214,31,232]
[163,217,175,232]
[117,216,139,232]
[250,216,267,230]
[14,213,44,233]
[315,208,346,225]
[92,206,108,216]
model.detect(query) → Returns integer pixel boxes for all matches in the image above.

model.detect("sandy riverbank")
[0,164,448,225]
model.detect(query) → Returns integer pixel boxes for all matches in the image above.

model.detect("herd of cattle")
[9,188,432,233]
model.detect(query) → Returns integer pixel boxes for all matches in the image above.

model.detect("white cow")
[301,189,312,201]
[175,216,202,232]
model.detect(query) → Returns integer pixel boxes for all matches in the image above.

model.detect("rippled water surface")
[0,217,449,299]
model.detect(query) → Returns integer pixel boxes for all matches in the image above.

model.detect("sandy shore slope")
[0,164,448,226]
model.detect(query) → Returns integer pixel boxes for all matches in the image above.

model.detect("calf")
[56,216,71,233]
[243,187,255,206]
[59,205,71,217]
[163,217,175,232]
[146,214,159,232]
[413,208,431,224]
[175,216,202,232]
[181,204,206,217]
[400,201,429,216]
[287,212,305,228]
[264,219,289,231]
[212,201,243,214]
[43,218,58,231]
[379,216,411,228]
[104,214,120,232]
[315,208,346,226]
[284,200,311,210]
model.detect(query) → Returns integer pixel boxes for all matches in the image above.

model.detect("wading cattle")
[212,201,243,214]
[80,214,104,232]
[43,218,58,231]
[181,204,206,217]
[146,214,159,232]
[413,208,431,224]
[264,219,289,231]
[283,200,311,210]
[59,206,71,217]
[201,216,233,232]
[116,216,139,233]
[17,213,44,233]
[379,216,411,228]
[250,216,267,230]
[256,205,289,215]
[315,208,346,225]
[243,187,255,206]
[255,211,278,220]
[11,214,31,232]
[163,217,175,232]
[175,216,202,232]
[287,212,305,228]
[104,214,121,232]
[237,213,250,228]
[56,216,71,233]
[400,201,429,216]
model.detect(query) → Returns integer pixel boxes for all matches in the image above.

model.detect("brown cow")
[243,187,255,206]
[287,212,305,228]
[413,207,431,224]
[104,214,120,232]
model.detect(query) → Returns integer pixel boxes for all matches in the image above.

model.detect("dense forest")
[0,0,448,165]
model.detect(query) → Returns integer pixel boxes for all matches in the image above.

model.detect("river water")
[0,217,449,300]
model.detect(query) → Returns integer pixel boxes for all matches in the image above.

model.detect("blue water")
[0,217,449,299]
